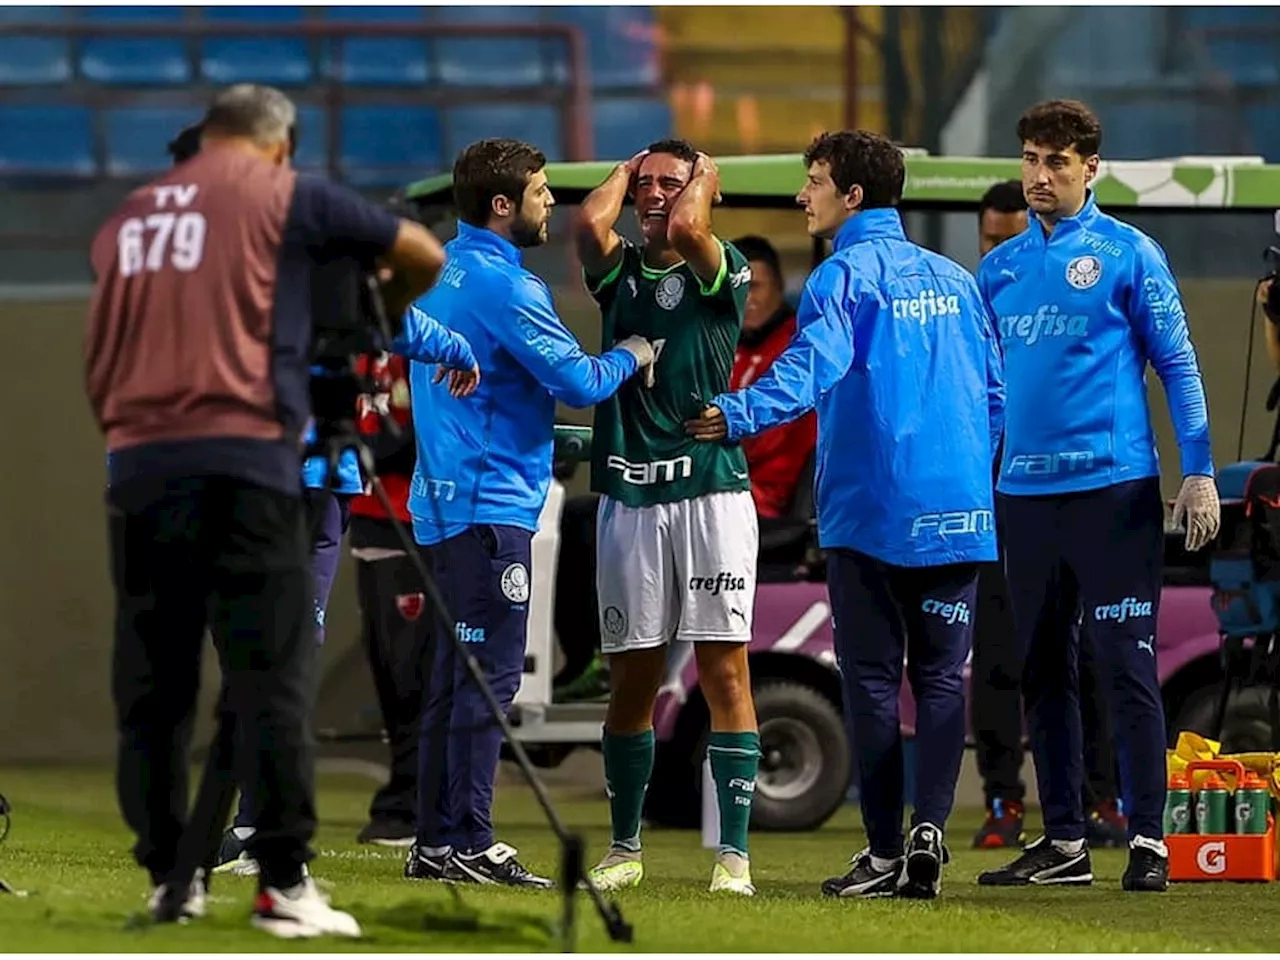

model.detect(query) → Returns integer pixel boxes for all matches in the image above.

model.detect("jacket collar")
[833,207,906,252]
[456,221,523,266]
[1028,190,1101,246]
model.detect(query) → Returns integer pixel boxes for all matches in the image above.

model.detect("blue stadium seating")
[1098,101,1200,160]
[546,7,660,90]
[293,104,329,173]
[1045,7,1164,88]
[0,6,67,21]
[1182,6,1280,28]
[200,38,313,86]
[339,105,445,187]
[1245,103,1280,162]
[103,106,203,176]
[81,38,193,86]
[446,104,564,162]
[200,5,311,86]
[0,105,95,177]
[590,97,672,160]
[320,5,431,86]
[201,6,304,22]
[1198,35,1280,87]
[432,5,562,88]
[0,38,71,85]
[81,6,186,22]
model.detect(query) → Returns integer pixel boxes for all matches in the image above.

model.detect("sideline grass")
[0,765,1276,952]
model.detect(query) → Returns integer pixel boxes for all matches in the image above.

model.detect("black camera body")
[308,253,401,455]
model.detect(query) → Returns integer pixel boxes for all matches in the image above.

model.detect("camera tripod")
[156,414,633,951]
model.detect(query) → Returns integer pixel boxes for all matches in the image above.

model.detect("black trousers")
[108,474,316,889]
[353,535,433,824]
[970,550,1119,809]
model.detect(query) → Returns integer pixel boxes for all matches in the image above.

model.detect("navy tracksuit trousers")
[827,549,979,859]
[417,524,531,854]
[1001,477,1166,843]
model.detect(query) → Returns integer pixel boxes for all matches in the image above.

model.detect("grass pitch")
[0,765,1277,952]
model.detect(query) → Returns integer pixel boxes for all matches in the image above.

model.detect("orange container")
[1167,759,1277,883]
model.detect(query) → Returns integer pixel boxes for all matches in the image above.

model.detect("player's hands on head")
[435,363,481,398]
[694,152,723,205]
[616,334,657,387]
[685,404,727,441]
[625,150,650,197]
[1171,473,1221,552]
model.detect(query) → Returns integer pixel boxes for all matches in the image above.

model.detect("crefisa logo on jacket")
[1066,255,1102,290]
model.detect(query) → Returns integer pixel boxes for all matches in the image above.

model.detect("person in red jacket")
[729,236,817,523]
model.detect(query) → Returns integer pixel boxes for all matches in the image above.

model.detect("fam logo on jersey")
[1066,255,1102,290]
[655,273,685,310]
[602,605,627,637]
[501,562,530,604]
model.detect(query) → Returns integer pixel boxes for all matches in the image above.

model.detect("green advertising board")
[405,153,1280,212]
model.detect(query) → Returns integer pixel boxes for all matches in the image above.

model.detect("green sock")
[708,731,761,857]
[602,729,655,852]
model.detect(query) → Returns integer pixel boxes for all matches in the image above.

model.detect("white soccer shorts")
[595,490,758,654]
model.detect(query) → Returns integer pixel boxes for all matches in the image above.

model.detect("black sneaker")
[450,842,554,889]
[820,849,902,898]
[1121,840,1169,892]
[899,823,950,900]
[358,818,415,847]
[977,836,1093,886]
[1086,801,1129,849]
[212,827,259,877]
[404,844,467,883]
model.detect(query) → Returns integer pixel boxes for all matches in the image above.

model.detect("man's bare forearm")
[575,163,631,265]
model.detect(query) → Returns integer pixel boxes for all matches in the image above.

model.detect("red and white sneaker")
[251,876,361,939]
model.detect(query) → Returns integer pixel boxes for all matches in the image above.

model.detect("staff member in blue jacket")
[976,99,1219,894]
[402,138,655,889]
[687,130,1004,901]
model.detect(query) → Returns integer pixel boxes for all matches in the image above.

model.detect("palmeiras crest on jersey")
[655,273,685,310]
[501,562,530,604]
[1066,255,1102,290]
[602,605,627,637]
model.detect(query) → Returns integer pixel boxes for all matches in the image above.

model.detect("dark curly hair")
[803,131,904,209]
[1016,99,1102,157]
[453,138,546,227]
[644,138,699,165]
[978,179,1027,219]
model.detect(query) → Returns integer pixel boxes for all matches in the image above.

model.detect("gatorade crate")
[1168,760,1277,883]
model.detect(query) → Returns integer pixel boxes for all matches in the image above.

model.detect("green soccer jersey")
[587,237,752,507]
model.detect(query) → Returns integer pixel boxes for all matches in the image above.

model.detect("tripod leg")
[154,705,238,921]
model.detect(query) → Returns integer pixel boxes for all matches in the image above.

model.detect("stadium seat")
[319,5,431,85]
[435,38,562,88]
[0,105,95,177]
[547,7,661,90]
[590,96,672,161]
[292,104,330,173]
[82,5,186,22]
[339,105,444,188]
[1099,101,1200,160]
[0,38,71,85]
[432,5,562,88]
[102,107,204,177]
[200,5,310,86]
[1245,103,1280,163]
[80,38,193,86]
[200,38,313,86]
[0,6,67,22]
[1198,35,1280,87]
[201,6,304,21]
[1045,8,1162,87]
[446,104,565,162]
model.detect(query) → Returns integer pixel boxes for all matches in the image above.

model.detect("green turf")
[0,765,1276,952]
